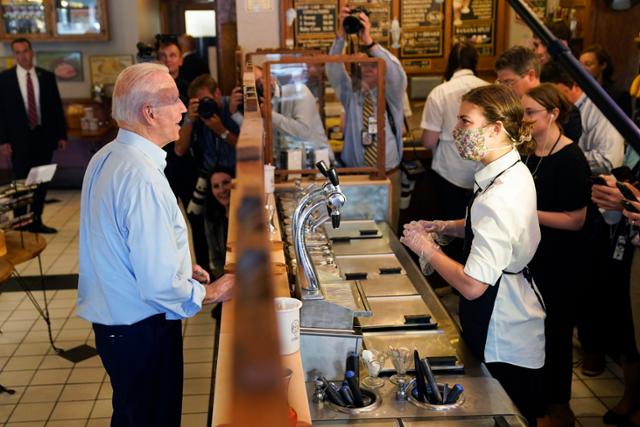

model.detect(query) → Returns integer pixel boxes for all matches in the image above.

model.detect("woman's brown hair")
[462,84,534,153]
[525,83,572,126]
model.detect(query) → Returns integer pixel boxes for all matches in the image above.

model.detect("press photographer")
[174,73,242,209]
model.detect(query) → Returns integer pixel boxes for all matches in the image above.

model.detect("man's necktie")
[26,71,38,129]
[362,90,377,167]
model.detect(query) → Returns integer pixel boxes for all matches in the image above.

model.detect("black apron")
[459,160,545,362]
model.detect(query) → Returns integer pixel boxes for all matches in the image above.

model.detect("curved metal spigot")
[295,198,327,295]
[292,162,347,298]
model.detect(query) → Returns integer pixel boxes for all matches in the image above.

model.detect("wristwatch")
[219,130,229,140]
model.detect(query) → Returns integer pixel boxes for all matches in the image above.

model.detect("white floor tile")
[29,369,71,386]
[0,404,17,423]
[58,383,101,402]
[20,385,64,403]
[4,355,44,371]
[8,401,55,422]
[89,399,111,419]
[49,400,93,420]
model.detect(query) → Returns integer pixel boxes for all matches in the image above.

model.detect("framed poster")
[35,51,83,81]
[452,0,498,56]
[401,0,445,59]
[89,55,133,86]
[294,0,338,52]
[0,57,15,72]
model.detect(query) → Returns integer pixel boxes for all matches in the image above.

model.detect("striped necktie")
[26,71,38,129]
[362,90,377,167]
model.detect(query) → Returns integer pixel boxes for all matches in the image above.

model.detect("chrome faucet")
[292,161,346,299]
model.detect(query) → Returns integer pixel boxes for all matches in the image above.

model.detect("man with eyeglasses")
[326,6,407,230]
[495,46,582,144]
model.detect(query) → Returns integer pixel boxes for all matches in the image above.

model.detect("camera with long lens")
[187,175,208,215]
[342,7,371,35]
[197,97,219,119]
[256,82,265,101]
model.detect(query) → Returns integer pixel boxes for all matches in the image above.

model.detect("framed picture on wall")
[89,55,133,86]
[36,51,83,82]
[0,56,15,72]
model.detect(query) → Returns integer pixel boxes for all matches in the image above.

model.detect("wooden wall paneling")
[216,0,239,94]
[587,1,640,90]
[281,0,295,47]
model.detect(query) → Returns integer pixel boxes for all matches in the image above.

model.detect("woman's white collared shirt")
[464,149,546,369]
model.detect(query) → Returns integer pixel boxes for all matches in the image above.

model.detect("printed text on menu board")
[400,0,444,58]
[350,0,391,47]
[295,0,337,37]
[452,0,497,56]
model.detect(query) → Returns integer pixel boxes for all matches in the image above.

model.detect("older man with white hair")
[77,63,234,427]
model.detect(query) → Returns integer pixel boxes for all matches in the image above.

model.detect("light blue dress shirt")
[77,129,205,325]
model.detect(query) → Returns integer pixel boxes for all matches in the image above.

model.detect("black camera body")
[343,7,371,35]
[197,97,219,119]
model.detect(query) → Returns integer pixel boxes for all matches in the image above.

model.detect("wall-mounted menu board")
[281,0,506,75]
[294,0,338,52]
[452,0,497,56]
[350,0,392,47]
[400,0,445,58]
[402,58,433,73]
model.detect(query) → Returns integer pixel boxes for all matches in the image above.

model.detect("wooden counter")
[210,97,312,426]
[212,191,311,426]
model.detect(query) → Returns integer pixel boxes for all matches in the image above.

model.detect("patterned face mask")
[452,126,489,161]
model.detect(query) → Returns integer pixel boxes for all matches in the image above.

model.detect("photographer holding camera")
[175,74,242,216]
[326,5,407,230]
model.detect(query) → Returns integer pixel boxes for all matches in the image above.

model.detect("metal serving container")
[331,238,393,257]
[356,295,432,330]
[313,421,399,426]
[357,276,418,298]
[308,376,523,423]
[362,330,460,373]
[324,220,382,240]
[401,416,528,426]
[335,254,405,280]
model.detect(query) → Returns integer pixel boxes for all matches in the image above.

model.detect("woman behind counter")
[402,84,545,426]
[522,84,591,427]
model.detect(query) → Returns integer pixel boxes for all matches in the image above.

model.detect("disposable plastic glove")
[400,227,440,262]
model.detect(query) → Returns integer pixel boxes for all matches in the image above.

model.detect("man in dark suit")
[0,38,67,234]
[177,34,209,84]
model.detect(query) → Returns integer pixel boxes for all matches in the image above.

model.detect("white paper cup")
[264,164,275,194]
[275,297,302,355]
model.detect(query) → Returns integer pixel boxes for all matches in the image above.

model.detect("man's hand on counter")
[203,274,235,305]
[192,264,210,284]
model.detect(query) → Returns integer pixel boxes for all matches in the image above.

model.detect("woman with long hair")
[403,84,545,426]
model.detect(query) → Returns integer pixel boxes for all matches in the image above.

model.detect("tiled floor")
[0,190,629,426]
[0,191,215,426]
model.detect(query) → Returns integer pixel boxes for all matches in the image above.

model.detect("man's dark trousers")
[12,125,53,222]
[93,314,183,427]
